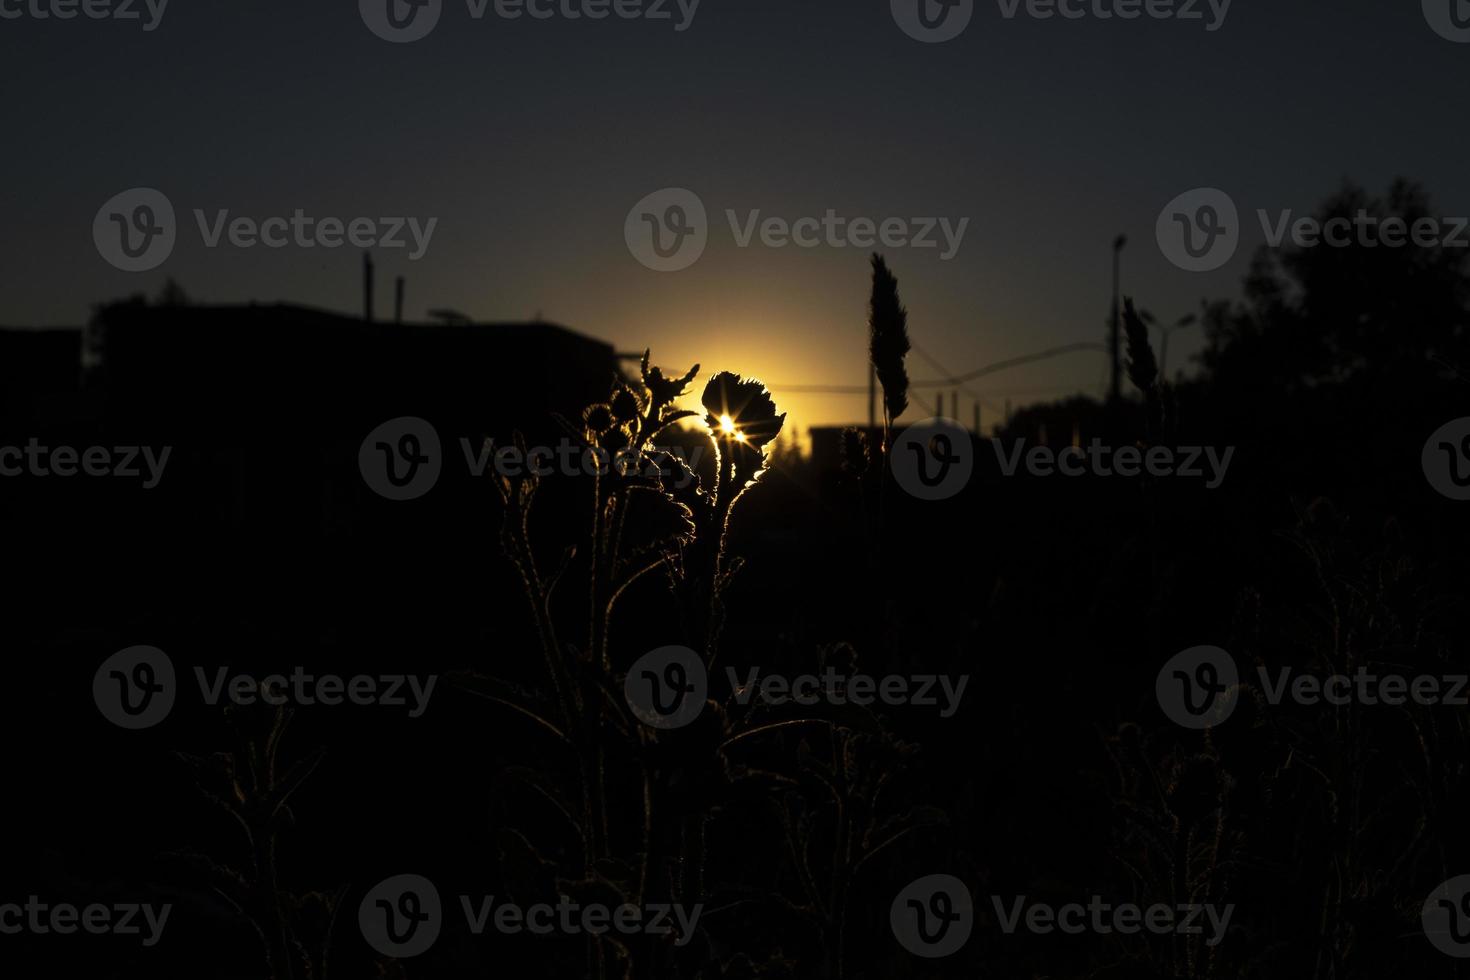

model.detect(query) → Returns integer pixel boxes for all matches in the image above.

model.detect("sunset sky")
[3,0,1468,431]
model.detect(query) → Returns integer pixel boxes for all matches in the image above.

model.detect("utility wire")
[907,342,1107,387]
[909,340,1004,416]
[772,341,1107,393]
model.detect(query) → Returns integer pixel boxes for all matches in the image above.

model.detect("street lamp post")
[1109,234,1127,405]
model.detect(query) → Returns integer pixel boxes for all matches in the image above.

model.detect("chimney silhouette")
[363,252,375,323]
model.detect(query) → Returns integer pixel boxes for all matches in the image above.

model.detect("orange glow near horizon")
[657,326,830,448]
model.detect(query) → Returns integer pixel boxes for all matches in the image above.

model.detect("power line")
[909,340,1004,416]
[772,341,1107,394]
[907,342,1107,387]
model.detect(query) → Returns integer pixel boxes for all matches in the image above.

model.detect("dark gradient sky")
[3,0,1468,430]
